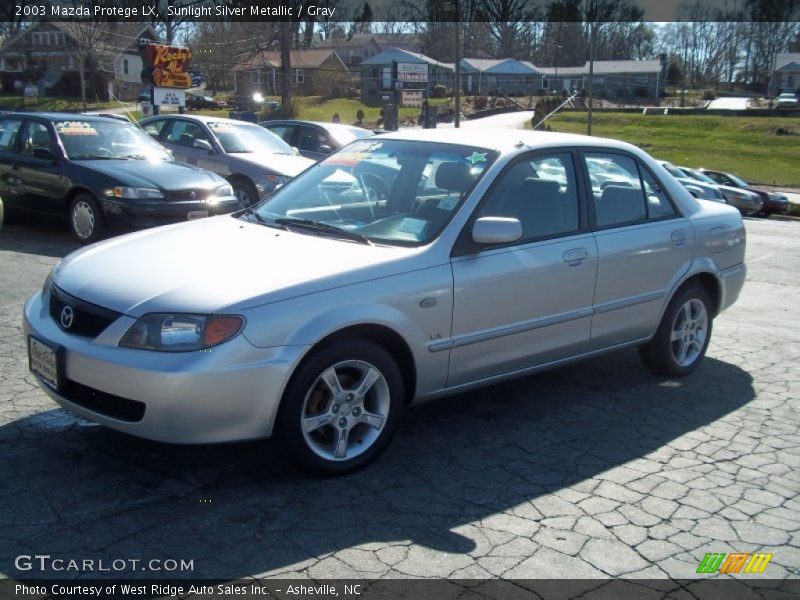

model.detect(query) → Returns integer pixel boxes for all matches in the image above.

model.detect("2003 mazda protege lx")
[24,130,746,474]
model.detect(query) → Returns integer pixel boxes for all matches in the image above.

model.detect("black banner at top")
[3,0,800,23]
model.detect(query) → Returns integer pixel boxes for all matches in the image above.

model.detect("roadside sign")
[402,90,424,107]
[153,88,185,107]
[397,63,428,82]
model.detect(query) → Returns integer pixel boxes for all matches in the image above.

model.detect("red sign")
[144,44,192,89]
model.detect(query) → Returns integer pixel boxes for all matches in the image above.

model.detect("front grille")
[61,379,146,422]
[49,286,122,338]
[167,189,210,201]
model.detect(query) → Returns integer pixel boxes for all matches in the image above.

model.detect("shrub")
[431,84,447,98]
[473,95,488,110]
[703,89,717,100]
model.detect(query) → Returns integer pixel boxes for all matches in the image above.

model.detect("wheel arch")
[669,271,721,318]
[297,323,418,407]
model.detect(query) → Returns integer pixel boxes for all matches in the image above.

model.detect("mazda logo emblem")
[60,305,74,329]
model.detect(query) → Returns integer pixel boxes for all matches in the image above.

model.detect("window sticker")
[323,140,383,167]
[207,122,234,132]
[465,151,487,165]
[55,122,98,136]
[397,217,427,236]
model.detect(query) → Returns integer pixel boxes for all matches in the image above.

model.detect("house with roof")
[315,33,424,68]
[0,22,159,101]
[359,48,453,103]
[537,58,666,98]
[460,58,543,95]
[233,49,349,97]
[772,53,800,94]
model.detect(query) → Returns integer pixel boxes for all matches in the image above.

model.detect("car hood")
[79,159,223,191]
[231,152,314,176]
[52,216,421,316]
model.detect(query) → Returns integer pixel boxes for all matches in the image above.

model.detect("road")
[0,215,798,584]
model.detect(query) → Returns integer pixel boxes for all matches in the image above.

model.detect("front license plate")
[28,335,62,391]
[187,210,208,221]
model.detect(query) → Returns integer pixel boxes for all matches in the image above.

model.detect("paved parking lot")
[0,215,798,582]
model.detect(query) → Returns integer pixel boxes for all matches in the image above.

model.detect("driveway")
[0,215,797,585]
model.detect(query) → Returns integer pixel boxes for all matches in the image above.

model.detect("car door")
[584,151,692,348]
[12,119,66,216]
[448,151,598,386]
[0,117,25,210]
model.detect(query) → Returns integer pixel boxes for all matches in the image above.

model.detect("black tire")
[69,193,106,244]
[230,177,259,208]
[277,338,404,476]
[640,283,713,377]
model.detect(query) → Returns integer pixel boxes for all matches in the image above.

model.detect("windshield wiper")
[275,218,371,245]
[241,208,287,230]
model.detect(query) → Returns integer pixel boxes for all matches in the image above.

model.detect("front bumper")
[23,291,307,444]
[763,197,789,215]
[100,196,241,229]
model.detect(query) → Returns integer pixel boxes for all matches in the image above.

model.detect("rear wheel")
[69,193,106,244]
[277,339,404,475]
[640,283,712,376]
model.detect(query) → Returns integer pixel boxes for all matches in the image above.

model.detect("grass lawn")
[0,94,123,111]
[545,111,800,187]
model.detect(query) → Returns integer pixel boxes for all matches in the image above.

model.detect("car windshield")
[251,139,497,246]
[661,162,686,178]
[725,172,749,187]
[207,121,294,154]
[55,120,171,161]
[680,168,717,185]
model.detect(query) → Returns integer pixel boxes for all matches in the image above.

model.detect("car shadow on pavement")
[0,350,754,579]
[0,217,79,259]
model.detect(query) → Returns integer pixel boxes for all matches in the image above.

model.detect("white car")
[775,93,798,107]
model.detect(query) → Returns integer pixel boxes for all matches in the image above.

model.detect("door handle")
[671,230,687,246]
[563,247,589,265]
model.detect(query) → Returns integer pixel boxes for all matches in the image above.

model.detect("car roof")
[142,114,255,125]
[0,111,122,123]
[377,128,643,156]
[265,119,364,132]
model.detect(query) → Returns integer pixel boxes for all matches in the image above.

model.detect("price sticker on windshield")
[56,122,98,136]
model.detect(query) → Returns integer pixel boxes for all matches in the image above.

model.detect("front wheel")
[230,178,259,208]
[639,284,713,376]
[69,193,106,244]
[277,339,404,475]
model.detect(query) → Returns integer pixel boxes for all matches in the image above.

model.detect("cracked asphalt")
[0,215,798,582]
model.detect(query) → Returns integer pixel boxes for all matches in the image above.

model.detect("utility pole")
[587,22,594,136]
[455,17,461,128]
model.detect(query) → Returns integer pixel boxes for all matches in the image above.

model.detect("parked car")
[699,168,789,217]
[775,92,798,108]
[137,89,151,103]
[657,160,725,202]
[0,112,238,243]
[139,114,314,206]
[23,130,746,474]
[675,165,763,215]
[261,120,374,161]
[185,95,225,111]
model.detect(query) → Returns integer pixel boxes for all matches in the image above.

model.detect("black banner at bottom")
[3,578,800,600]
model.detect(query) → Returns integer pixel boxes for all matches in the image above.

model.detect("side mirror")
[33,147,56,161]
[193,139,214,152]
[472,217,523,245]
[292,146,301,156]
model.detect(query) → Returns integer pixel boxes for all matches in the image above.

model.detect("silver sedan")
[24,130,746,474]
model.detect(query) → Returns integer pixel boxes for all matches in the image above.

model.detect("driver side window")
[475,153,580,242]
[20,122,54,157]
[165,121,209,148]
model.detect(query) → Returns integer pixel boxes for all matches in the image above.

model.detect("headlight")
[265,174,289,186]
[105,186,164,199]
[42,267,56,299]
[119,313,244,352]
[215,183,234,197]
